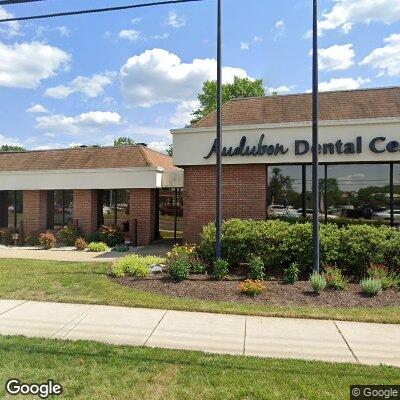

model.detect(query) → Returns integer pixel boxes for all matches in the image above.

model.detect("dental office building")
[1,87,400,245]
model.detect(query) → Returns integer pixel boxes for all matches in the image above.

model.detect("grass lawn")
[0,335,398,400]
[0,258,399,324]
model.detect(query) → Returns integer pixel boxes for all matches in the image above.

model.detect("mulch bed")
[113,273,400,308]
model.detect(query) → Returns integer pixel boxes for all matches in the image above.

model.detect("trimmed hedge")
[199,219,400,276]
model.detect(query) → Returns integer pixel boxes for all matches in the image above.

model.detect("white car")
[269,205,298,218]
[374,209,400,223]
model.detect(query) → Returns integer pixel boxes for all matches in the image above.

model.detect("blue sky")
[0,0,399,152]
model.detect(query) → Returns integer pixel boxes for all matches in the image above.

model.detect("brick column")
[0,191,8,228]
[183,165,267,243]
[73,190,98,235]
[129,189,156,245]
[23,190,49,234]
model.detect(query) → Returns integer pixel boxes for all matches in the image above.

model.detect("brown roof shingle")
[0,145,178,172]
[192,87,400,128]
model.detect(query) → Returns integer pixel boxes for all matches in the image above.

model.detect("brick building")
[172,87,400,243]
[0,145,183,245]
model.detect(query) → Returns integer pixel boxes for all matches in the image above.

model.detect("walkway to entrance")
[0,243,173,263]
[0,300,398,367]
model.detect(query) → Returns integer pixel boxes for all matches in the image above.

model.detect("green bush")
[59,225,78,246]
[111,255,163,278]
[323,266,347,290]
[283,263,300,284]
[213,259,229,281]
[98,225,125,247]
[367,264,400,290]
[168,260,190,282]
[39,231,56,249]
[360,278,382,296]
[248,256,265,280]
[86,242,109,252]
[309,273,327,294]
[199,219,400,278]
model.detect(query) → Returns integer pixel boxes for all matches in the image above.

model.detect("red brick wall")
[183,165,267,243]
[73,189,98,235]
[23,190,48,234]
[130,188,156,245]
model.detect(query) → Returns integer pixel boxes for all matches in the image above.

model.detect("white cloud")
[120,48,251,108]
[150,33,169,40]
[166,11,186,28]
[319,0,400,34]
[147,140,171,153]
[119,29,141,41]
[253,36,262,42]
[0,6,20,38]
[274,20,285,39]
[360,33,400,77]
[45,72,115,99]
[131,17,142,24]
[318,77,370,92]
[35,111,121,135]
[240,41,250,51]
[0,134,23,147]
[26,104,48,114]
[313,44,355,71]
[36,25,70,38]
[0,41,70,89]
[266,85,296,95]
[170,100,200,126]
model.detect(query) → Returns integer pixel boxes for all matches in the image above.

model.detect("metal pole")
[312,0,320,273]
[174,188,178,241]
[390,163,394,227]
[215,0,222,260]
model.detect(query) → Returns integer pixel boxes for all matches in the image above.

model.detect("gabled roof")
[0,145,179,172]
[192,87,400,128]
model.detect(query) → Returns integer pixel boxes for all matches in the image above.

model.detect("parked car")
[374,209,400,223]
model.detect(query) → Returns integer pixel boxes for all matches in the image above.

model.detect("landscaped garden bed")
[113,274,400,308]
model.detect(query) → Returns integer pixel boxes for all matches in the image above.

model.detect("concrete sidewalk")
[0,300,398,367]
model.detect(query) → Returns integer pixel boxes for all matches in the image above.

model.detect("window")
[101,189,130,230]
[48,190,73,229]
[158,188,183,239]
[6,191,23,229]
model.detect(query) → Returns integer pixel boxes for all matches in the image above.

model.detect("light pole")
[312,0,320,273]
[215,0,222,260]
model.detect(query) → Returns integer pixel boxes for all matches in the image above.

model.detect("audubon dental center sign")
[204,134,400,159]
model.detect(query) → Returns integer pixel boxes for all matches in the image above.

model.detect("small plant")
[111,255,163,278]
[166,244,206,274]
[75,237,87,251]
[248,256,265,281]
[60,225,78,246]
[39,231,56,249]
[86,242,109,252]
[239,279,266,296]
[283,263,300,284]
[98,225,125,247]
[168,260,190,282]
[112,244,130,252]
[360,277,382,296]
[367,264,400,290]
[309,273,327,294]
[213,259,229,280]
[190,262,207,274]
[323,266,347,290]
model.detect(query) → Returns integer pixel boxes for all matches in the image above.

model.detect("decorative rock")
[150,265,163,274]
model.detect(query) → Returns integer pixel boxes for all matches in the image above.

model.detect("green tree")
[0,145,25,152]
[190,77,265,125]
[269,168,294,205]
[114,137,135,147]
[166,144,173,157]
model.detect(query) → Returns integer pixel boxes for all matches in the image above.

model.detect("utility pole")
[312,0,320,273]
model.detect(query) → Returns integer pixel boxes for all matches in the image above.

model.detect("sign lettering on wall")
[204,134,400,159]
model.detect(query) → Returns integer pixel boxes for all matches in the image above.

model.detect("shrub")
[98,225,125,247]
[367,264,400,290]
[168,260,190,282]
[111,255,163,278]
[309,273,327,294]
[360,278,382,296]
[112,244,130,252]
[59,225,78,246]
[166,244,206,274]
[283,263,300,284]
[86,231,101,244]
[323,266,347,290]
[39,231,56,249]
[86,242,109,252]
[213,259,229,280]
[190,262,207,274]
[75,237,87,251]
[239,280,266,296]
[248,256,265,280]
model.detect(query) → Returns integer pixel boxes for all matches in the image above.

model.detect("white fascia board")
[0,167,164,191]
